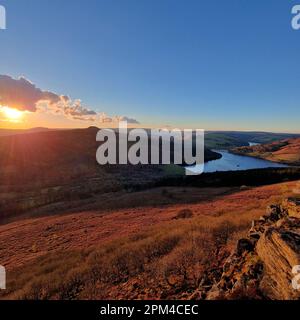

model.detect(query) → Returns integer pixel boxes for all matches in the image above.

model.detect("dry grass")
[0,180,299,300]
[233,138,300,165]
[0,209,279,299]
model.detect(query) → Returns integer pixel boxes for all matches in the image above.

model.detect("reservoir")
[188,149,289,174]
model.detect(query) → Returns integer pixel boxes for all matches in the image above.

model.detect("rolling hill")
[232,138,300,165]
[0,127,221,221]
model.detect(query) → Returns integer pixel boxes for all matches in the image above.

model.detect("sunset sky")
[0,0,300,132]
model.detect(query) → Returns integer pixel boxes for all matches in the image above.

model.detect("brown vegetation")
[0,181,298,300]
[232,138,300,165]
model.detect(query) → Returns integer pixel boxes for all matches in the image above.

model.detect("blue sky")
[0,0,300,131]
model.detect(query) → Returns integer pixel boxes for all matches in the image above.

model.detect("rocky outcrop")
[207,198,300,300]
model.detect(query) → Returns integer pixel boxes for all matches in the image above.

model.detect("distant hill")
[0,127,219,189]
[0,127,220,219]
[0,127,166,190]
[2,127,299,148]
[222,131,300,144]
[0,127,59,137]
[205,132,246,149]
[205,131,300,149]
[232,138,300,165]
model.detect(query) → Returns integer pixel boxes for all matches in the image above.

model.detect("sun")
[1,106,24,122]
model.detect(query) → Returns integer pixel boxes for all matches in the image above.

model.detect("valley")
[0,128,300,300]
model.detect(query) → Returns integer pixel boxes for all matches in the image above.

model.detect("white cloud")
[0,75,139,124]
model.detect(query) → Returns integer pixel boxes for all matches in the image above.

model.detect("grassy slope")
[1,180,299,300]
[232,138,300,165]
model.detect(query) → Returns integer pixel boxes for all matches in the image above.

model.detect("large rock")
[256,225,300,300]
[206,199,300,300]
[282,198,300,219]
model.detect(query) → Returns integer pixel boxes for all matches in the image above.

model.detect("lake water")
[188,149,289,174]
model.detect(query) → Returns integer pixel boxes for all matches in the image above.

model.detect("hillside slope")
[232,138,300,165]
[0,128,222,221]
[0,181,299,300]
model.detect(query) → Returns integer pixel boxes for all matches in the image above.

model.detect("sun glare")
[1,106,23,122]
